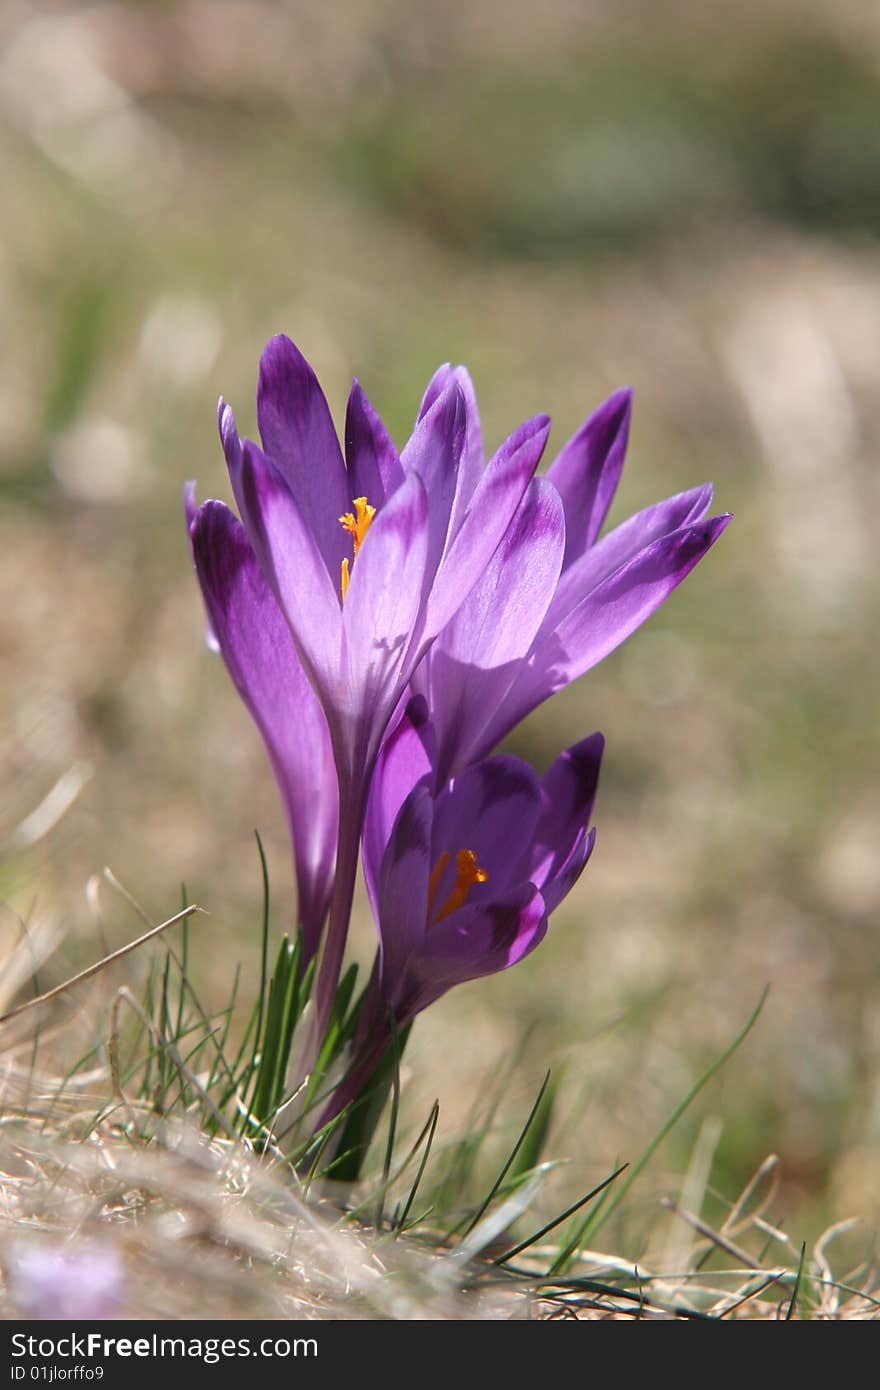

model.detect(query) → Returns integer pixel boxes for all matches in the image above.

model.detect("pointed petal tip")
[257,333,316,396]
[556,730,604,799]
[191,495,235,538]
[707,511,733,538]
[670,510,732,566]
[217,399,241,469]
[262,330,297,357]
[422,374,466,421]
[611,388,633,434]
[601,385,633,423]
[578,730,605,759]
[345,377,368,426]
[514,412,552,457]
[574,386,632,449]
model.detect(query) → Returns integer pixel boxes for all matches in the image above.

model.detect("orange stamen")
[430,849,489,925]
[338,496,376,599]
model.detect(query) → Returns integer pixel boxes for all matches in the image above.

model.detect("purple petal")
[418,363,485,529]
[256,335,351,577]
[547,387,632,564]
[401,382,467,583]
[342,471,430,734]
[410,885,547,1008]
[432,756,541,897]
[478,513,732,754]
[236,439,343,708]
[376,782,434,990]
[548,483,714,629]
[540,827,597,916]
[423,414,551,642]
[218,397,242,477]
[184,481,219,652]
[363,696,436,918]
[414,477,565,778]
[191,501,338,953]
[345,380,404,508]
[524,733,604,899]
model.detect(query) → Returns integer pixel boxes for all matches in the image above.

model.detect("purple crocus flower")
[8,1241,123,1320]
[186,486,337,961]
[325,699,602,1112]
[409,376,731,779]
[192,336,551,1037]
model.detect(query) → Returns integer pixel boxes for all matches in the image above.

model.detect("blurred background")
[1,0,878,1247]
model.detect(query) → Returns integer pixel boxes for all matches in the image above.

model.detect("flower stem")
[311,775,365,1058]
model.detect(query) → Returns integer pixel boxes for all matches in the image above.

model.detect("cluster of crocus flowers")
[187,334,730,1124]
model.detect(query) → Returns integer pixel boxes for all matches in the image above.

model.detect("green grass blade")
[461,1069,552,1238]
[395,1101,440,1234]
[175,884,189,1046]
[375,1014,405,1230]
[562,986,769,1260]
[494,1162,628,1267]
[434,1027,536,1217]
[785,1241,807,1320]
[234,830,274,1116]
[508,1067,560,1184]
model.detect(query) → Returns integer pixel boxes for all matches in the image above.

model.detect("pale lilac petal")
[191,501,338,952]
[218,397,242,479]
[477,513,731,755]
[423,414,551,641]
[401,382,467,583]
[413,477,565,777]
[256,335,351,577]
[345,380,404,508]
[183,479,198,534]
[236,439,342,708]
[342,471,429,733]
[10,1242,123,1321]
[431,757,541,898]
[418,363,485,530]
[548,483,714,629]
[363,697,436,918]
[547,387,632,563]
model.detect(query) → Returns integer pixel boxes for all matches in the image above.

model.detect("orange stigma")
[428,849,489,925]
[339,496,376,600]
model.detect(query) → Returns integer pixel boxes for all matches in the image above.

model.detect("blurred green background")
[2,0,878,1246]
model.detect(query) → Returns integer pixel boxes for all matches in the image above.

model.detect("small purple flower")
[410,378,731,778]
[360,697,602,1033]
[8,1241,123,1320]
